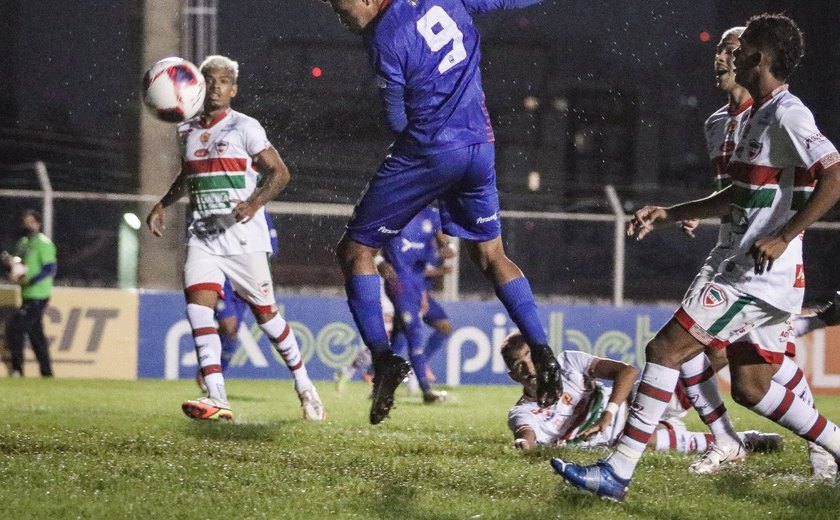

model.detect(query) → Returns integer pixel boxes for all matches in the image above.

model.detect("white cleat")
[689,442,747,475]
[808,443,838,480]
[299,387,326,421]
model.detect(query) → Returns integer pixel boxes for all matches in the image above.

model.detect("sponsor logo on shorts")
[259,281,271,296]
[794,264,805,288]
[476,213,499,225]
[377,226,400,235]
[702,284,727,308]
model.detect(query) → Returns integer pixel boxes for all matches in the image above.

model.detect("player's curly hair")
[743,13,804,80]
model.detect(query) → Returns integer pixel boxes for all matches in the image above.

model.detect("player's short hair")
[22,209,42,225]
[721,26,745,40]
[500,331,530,367]
[743,13,804,80]
[199,55,239,83]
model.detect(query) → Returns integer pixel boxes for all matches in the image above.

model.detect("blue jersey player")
[380,206,450,403]
[323,0,563,424]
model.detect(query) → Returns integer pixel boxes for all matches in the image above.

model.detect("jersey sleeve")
[242,117,273,157]
[507,404,537,436]
[371,40,408,135]
[462,0,542,15]
[780,105,840,175]
[562,350,598,377]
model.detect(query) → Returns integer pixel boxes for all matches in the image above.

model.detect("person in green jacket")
[4,209,56,377]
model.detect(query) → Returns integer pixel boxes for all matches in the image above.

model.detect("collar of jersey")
[728,98,753,116]
[753,84,789,112]
[200,109,230,129]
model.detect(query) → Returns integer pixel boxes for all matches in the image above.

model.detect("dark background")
[1,0,838,301]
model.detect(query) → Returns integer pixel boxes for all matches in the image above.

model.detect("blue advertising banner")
[138,292,676,385]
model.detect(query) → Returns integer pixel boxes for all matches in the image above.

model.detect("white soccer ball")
[7,258,26,283]
[142,57,206,122]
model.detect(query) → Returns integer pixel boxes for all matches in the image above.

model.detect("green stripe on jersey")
[731,185,775,208]
[189,174,245,191]
[707,296,754,335]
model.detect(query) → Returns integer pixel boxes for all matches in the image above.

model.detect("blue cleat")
[550,458,630,502]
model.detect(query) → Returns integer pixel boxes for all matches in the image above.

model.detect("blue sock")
[495,277,547,346]
[391,331,408,357]
[424,330,448,360]
[346,275,391,359]
[404,323,430,393]
[219,333,237,372]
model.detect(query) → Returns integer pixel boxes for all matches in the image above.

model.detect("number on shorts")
[416,6,466,74]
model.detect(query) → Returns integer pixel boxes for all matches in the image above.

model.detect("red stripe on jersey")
[681,366,715,388]
[794,167,817,188]
[192,327,218,337]
[624,423,652,445]
[700,403,727,425]
[201,364,222,376]
[805,415,828,442]
[728,161,782,186]
[184,158,248,175]
[768,390,795,421]
[711,155,731,178]
[638,382,672,403]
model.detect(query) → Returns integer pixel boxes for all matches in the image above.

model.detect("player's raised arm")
[576,359,639,440]
[627,186,732,241]
[233,147,290,223]
[146,169,188,237]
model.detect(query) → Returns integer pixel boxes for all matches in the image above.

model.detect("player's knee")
[730,383,763,408]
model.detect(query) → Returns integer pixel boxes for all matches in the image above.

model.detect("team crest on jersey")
[748,139,763,160]
[702,284,727,308]
[215,141,228,154]
[259,281,271,296]
[200,132,211,145]
[794,264,805,288]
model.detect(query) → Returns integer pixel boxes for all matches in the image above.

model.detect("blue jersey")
[382,206,442,288]
[367,0,541,156]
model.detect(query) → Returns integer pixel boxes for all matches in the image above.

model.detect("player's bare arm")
[513,425,537,450]
[627,186,732,241]
[233,147,290,223]
[146,170,188,237]
[577,359,639,439]
[750,162,840,274]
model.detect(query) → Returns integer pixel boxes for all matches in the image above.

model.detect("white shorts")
[675,279,795,364]
[184,246,276,312]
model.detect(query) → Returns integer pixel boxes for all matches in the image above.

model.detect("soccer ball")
[141,57,206,122]
[7,257,26,283]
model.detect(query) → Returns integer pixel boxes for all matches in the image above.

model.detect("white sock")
[606,363,680,480]
[751,380,840,458]
[260,313,313,394]
[773,356,814,407]
[654,427,712,453]
[679,352,741,445]
[187,303,227,403]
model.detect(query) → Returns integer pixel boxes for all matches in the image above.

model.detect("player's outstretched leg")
[550,458,630,502]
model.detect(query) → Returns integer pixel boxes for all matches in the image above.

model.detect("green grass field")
[1,378,838,520]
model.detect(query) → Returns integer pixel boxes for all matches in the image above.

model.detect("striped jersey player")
[146,54,324,423]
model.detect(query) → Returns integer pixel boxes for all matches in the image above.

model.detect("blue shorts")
[347,143,501,248]
[215,278,249,322]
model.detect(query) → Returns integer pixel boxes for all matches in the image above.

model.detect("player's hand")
[440,242,456,259]
[576,412,613,440]
[15,274,29,286]
[679,219,700,238]
[626,206,670,241]
[146,204,166,237]
[232,200,258,223]
[749,234,790,274]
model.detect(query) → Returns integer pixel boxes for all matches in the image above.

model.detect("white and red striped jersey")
[177,109,274,255]
[704,100,753,254]
[719,85,840,313]
[507,350,687,447]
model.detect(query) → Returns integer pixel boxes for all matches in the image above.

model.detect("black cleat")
[816,291,840,326]
[369,353,412,425]
[530,343,563,407]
